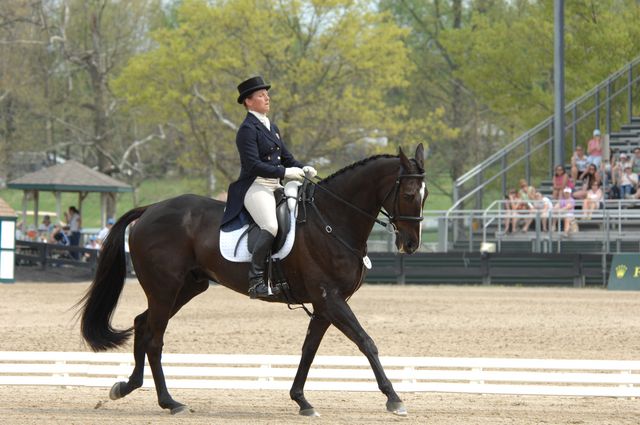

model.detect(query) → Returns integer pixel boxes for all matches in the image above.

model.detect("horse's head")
[384,144,428,254]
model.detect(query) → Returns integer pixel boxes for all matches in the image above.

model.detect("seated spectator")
[527,191,553,232]
[573,163,601,200]
[83,235,100,261]
[505,188,527,233]
[582,181,603,219]
[96,217,115,245]
[587,128,603,169]
[570,146,589,183]
[620,165,639,199]
[552,165,569,199]
[37,215,55,241]
[518,183,537,232]
[552,188,576,237]
[50,225,70,246]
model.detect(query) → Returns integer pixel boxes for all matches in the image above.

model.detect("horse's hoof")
[170,404,189,415]
[386,400,407,416]
[299,407,320,417]
[109,382,124,400]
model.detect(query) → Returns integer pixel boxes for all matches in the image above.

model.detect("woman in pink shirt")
[587,129,602,168]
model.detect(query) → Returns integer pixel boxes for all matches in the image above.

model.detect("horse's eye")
[403,193,415,201]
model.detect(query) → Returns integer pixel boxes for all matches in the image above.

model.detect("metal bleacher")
[364,57,640,287]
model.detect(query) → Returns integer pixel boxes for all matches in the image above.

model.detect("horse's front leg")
[290,314,331,416]
[323,291,407,416]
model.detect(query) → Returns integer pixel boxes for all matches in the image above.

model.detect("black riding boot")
[248,229,276,299]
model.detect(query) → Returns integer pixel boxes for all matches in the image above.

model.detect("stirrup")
[248,279,280,299]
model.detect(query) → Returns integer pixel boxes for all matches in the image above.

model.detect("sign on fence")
[608,254,640,290]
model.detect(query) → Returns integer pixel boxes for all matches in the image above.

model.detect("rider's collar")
[249,110,270,131]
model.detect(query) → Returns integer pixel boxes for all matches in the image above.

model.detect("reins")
[302,170,425,231]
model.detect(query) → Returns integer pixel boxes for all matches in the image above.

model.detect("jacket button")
[267,156,271,160]
[276,146,280,150]
[277,156,281,160]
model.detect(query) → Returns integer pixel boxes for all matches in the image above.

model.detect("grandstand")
[366,56,640,287]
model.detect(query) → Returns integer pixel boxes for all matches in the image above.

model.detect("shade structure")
[8,160,133,229]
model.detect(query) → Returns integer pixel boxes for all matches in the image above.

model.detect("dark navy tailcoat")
[221,113,303,230]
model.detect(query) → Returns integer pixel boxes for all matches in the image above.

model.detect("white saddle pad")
[220,181,302,262]
[219,210,297,262]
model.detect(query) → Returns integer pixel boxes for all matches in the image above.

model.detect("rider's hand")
[284,167,305,181]
[302,166,317,179]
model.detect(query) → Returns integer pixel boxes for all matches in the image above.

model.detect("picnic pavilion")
[8,160,133,229]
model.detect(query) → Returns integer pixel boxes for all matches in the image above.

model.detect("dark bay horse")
[78,144,427,416]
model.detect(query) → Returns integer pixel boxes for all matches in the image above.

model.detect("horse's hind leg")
[290,315,330,416]
[322,294,406,416]
[109,311,149,400]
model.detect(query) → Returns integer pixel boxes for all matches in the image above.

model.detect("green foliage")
[112,0,437,194]
[443,0,640,130]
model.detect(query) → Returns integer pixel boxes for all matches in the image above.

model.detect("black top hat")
[237,76,271,104]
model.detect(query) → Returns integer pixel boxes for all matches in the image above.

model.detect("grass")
[1,175,455,229]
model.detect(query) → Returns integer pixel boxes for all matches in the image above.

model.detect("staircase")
[609,116,640,155]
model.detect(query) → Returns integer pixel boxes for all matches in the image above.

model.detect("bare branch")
[193,85,238,131]
[117,125,166,173]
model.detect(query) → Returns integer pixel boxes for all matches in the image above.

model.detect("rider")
[221,76,316,299]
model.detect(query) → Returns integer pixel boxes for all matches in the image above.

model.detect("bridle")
[379,172,426,226]
[303,167,425,233]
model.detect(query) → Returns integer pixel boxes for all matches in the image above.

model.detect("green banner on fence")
[608,254,640,290]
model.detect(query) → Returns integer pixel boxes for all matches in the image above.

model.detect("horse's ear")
[398,146,412,171]
[415,143,425,170]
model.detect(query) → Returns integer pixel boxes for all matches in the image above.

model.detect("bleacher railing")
[434,200,640,254]
[451,56,640,214]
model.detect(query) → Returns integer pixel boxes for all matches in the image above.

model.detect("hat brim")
[237,84,271,104]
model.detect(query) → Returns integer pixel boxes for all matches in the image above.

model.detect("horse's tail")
[78,206,147,352]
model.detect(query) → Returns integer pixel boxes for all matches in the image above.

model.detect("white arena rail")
[0,351,639,397]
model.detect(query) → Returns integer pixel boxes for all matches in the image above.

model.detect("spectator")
[502,190,516,233]
[610,153,631,199]
[586,128,603,168]
[573,163,601,200]
[64,206,82,259]
[570,146,589,183]
[619,165,638,199]
[518,183,537,232]
[50,225,70,246]
[552,165,570,199]
[534,191,554,232]
[553,188,576,237]
[37,215,55,241]
[583,181,603,219]
[506,188,525,233]
[84,235,100,260]
[97,217,115,245]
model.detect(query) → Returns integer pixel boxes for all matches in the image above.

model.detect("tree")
[0,0,170,211]
[443,0,640,130]
[113,0,443,195]
[380,0,500,200]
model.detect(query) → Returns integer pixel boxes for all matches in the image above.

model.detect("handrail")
[456,55,640,187]
[447,56,640,252]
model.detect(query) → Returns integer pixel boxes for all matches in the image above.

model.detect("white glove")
[284,167,305,181]
[303,166,317,179]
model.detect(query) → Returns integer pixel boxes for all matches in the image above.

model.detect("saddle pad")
[219,210,297,263]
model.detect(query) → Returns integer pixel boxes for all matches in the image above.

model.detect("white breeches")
[244,177,281,237]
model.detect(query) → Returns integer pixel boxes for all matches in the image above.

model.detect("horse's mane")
[320,154,397,185]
